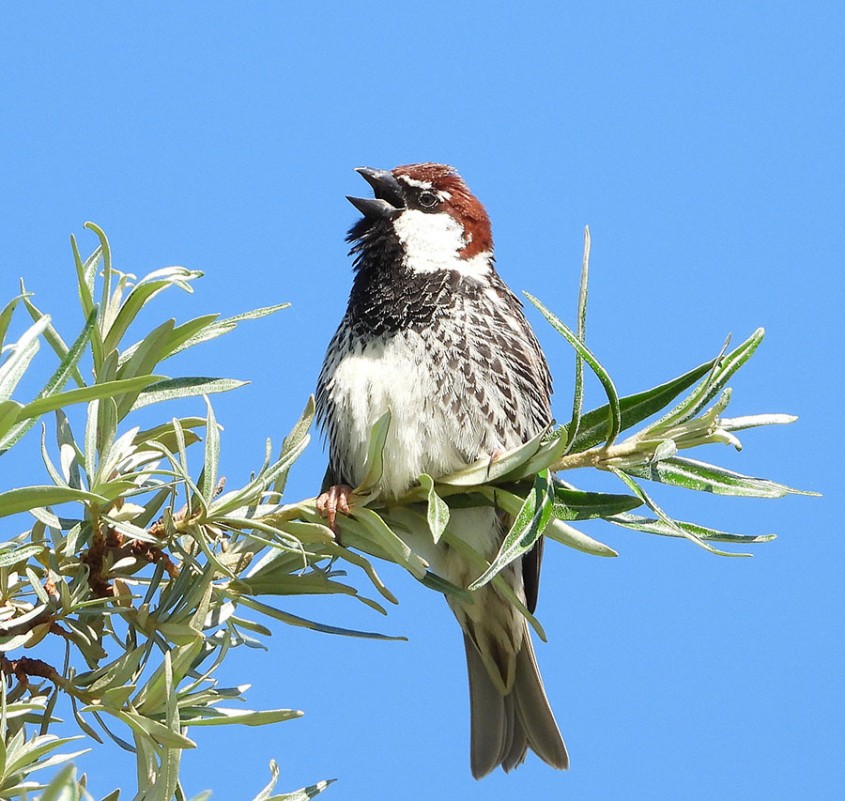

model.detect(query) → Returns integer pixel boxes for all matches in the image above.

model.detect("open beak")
[347,167,405,219]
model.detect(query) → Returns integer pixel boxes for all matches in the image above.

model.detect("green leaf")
[0,315,48,402]
[354,410,391,494]
[234,595,406,640]
[105,710,196,749]
[10,376,162,429]
[181,707,302,727]
[608,513,777,544]
[468,470,555,591]
[0,400,23,439]
[200,396,220,502]
[551,484,643,520]
[70,233,97,319]
[0,543,45,568]
[644,328,764,434]
[567,357,717,453]
[420,570,474,602]
[566,226,591,450]
[133,417,206,452]
[21,291,90,388]
[622,456,817,498]
[0,486,107,518]
[130,377,247,411]
[544,517,618,556]
[417,473,450,543]
[0,308,98,454]
[103,267,204,354]
[436,426,549,486]
[272,395,315,497]
[610,468,751,557]
[348,506,428,578]
[170,302,291,357]
[0,293,26,349]
[526,291,621,445]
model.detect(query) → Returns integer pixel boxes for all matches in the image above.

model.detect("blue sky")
[2,3,842,799]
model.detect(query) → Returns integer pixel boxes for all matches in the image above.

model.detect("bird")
[315,163,568,778]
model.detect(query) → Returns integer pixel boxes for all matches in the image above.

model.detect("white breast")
[327,331,492,497]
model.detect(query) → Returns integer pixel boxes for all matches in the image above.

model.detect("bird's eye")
[418,191,438,209]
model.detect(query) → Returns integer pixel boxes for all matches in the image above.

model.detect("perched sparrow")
[316,163,568,778]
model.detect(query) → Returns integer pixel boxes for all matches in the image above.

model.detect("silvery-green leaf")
[623,456,818,498]
[200,396,220,503]
[566,357,717,453]
[645,328,764,434]
[349,506,428,578]
[354,410,391,494]
[272,395,315,497]
[566,226,591,450]
[103,267,203,354]
[417,473,450,543]
[437,427,548,486]
[234,595,406,641]
[0,486,107,518]
[552,485,642,520]
[130,377,247,411]
[181,707,302,727]
[0,544,45,568]
[525,292,622,445]
[545,518,618,556]
[611,468,752,557]
[719,413,798,432]
[468,470,555,591]
[170,302,290,358]
[608,513,777,543]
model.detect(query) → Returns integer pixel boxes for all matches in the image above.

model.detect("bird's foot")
[316,484,354,532]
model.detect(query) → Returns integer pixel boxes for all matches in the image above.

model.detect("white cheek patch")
[393,209,491,278]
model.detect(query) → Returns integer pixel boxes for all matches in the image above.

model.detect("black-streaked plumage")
[316,163,568,778]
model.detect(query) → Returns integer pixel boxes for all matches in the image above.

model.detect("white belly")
[328,330,495,497]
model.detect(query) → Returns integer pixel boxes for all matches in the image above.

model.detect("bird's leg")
[316,484,353,531]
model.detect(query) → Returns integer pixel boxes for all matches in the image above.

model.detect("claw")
[316,484,353,531]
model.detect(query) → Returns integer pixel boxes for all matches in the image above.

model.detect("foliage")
[0,224,812,798]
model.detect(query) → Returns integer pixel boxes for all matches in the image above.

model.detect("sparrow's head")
[346,163,493,275]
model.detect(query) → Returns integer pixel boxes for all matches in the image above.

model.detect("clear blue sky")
[2,3,842,799]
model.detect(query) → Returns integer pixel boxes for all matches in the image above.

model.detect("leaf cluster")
[0,224,813,799]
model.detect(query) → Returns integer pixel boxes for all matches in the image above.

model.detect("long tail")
[464,628,569,778]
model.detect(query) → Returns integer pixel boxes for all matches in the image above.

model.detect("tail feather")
[465,634,507,779]
[464,629,568,778]
[513,632,569,770]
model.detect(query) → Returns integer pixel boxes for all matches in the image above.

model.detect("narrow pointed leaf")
[645,328,764,433]
[526,292,621,444]
[567,226,591,449]
[552,485,642,520]
[567,358,717,452]
[608,513,777,543]
[354,409,391,494]
[201,396,220,502]
[0,486,107,518]
[417,473,450,543]
[182,708,302,727]
[545,518,618,556]
[348,505,428,578]
[130,377,247,410]
[272,395,315,497]
[622,456,817,498]
[468,470,555,591]
[235,595,406,640]
[611,468,751,557]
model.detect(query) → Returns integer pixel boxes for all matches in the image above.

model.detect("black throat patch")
[345,217,475,338]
